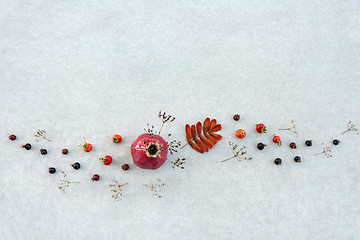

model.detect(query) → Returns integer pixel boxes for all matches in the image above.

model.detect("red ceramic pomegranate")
[131,133,168,169]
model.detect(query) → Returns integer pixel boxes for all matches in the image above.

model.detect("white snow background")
[0,1,359,239]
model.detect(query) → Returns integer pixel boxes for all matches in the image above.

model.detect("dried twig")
[158,111,175,134]
[144,124,156,136]
[34,130,52,142]
[341,121,359,135]
[167,140,181,154]
[58,171,79,193]
[221,141,252,162]
[144,179,165,198]
[110,179,128,201]
[167,157,186,169]
[314,143,332,158]
[279,120,298,136]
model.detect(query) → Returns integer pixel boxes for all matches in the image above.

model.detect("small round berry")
[40,148,47,155]
[289,142,297,149]
[112,134,123,143]
[333,139,340,145]
[272,136,281,146]
[274,158,282,165]
[294,156,301,163]
[9,135,16,141]
[91,174,100,182]
[305,140,312,147]
[71,162,81,170]
[62,148,68,155]
[256,123,267,133]
[257,143,266,150]
[22,143,31,150]
[122,164,129,171]
[48,167,56,174]
[235,129,246,139]
[233,114,240,121]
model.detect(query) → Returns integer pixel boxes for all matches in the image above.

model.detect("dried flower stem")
[110,179,128,201]
[144,179,164,198]
[314,143,332,158]
[58,171,79,193]
[34,130,52,142]
[279,120,298,136]
[157,111,175,135]
[167,140,181,154]
[221,142,252,162]
[166,157,186,169]
[341,121,359,135]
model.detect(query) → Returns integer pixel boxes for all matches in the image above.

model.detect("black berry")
[274,158,282,165]
[48,167,56,174]
[305,140,312,147]
[9,135,16,141]
[122,164,129,170]
[71,162,80,170]
[289,142,297,149]
[62,149,68,155]
[294,156,301,163]
[22,143,31,150]
[40,148,47,155]
[233,114,240,121]
[333,139,340,145]
[91,174,100,182]
[257,143,266,150]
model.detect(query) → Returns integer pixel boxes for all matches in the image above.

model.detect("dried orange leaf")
[203,118,210,133]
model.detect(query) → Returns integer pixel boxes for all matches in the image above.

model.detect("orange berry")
[236,129,246,139]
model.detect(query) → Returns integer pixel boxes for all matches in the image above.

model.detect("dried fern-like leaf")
[184,117,222,153]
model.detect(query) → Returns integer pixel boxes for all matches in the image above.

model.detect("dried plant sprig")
[341,121,359,135]
[110,179,129,201]
[167,140,181,154]
[158,111,175,134]
[34,129,52,142]
[144,178,165,198]
[167,157,186,169]
[58,171,79,193]
[144,124,156,136]
[279,120,298,136]
[314,143,332,158]
[221,141,253,162]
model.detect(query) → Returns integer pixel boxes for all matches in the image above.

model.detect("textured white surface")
[1,0,360,239]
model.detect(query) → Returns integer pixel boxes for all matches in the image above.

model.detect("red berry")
[9,135,16,141]
[235,129,246,138]
[122,164,129,170]
[91,174,100,182]
[62,148,68,155]
[256,124,267,133]
[289,142,297,149]
[233,114,240,121]
[112,134,122,143]
[79,137,92,152]
[273,135,281,146]
[99,155,112,165]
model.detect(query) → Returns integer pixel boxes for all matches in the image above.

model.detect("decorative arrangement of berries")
[6,113,358,201]
[184,118,222,153]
